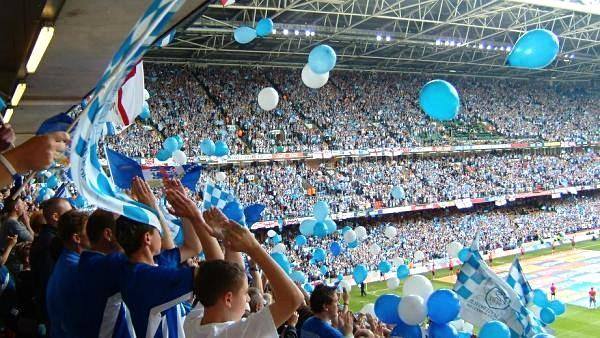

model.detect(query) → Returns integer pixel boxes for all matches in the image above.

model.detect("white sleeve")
[218,307,278,338]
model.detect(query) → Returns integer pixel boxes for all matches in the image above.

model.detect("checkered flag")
[203,182,233,210]
[506,257,533,306]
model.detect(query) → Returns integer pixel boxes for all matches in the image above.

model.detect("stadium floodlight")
[376,35,382,41]
[305,30,310,37]
[283,29,289,35]
[435,39,441,46]
[506,46,512,52]
[444,40,450,46]
[310,31,315,36]
[449,40,455,46]
[272,29,276,34]
[479,43,484,49]
[569,54,575,59]
[2,108,13,124]
[11,82,26,107]
[494,46,498,50]
[294,30,299,36]
[26,26,54,73]
[385,36,391,42]
[486,45,492,50]
[500,46,505,51]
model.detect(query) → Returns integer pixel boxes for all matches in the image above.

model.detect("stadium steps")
[190,71,253,153]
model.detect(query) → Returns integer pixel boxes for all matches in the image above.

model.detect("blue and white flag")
[70,0,186,229]
[506,257,533,306]
[454,239,545,337]
[155,29,175,48]
[203,182,234,210]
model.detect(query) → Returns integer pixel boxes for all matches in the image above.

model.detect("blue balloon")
[309,258,316,265]
[140,101,151,120]
[374,294,401,324]
[290,270,307,284]
[214,140,230,157]
[540,307,556,325]
[270,252,291,275]
[200,139,215,156]
[255,18,274,37]
[379,261,392,274]
[313,201,330,221]
[419,80,460,121]
[397,264,410,279]
[233,26,257,44]
[299,219,316,236]
[347,240,359,249]
[329,241,342,256]
[313,248,327,262]
[548,299,566,316]
[479,321,510,338]
[163,137,179,152]
[507,29,559,69]
[532,334,555,338]
[46,175,58,189]
[337,273,344,281]
[342,226,352,233]
[303,283,314,293]
[320,265,328,275]
[324,218,337,234]
[272,234,282,244]
[156,149,172,161]
[308,45,337,74]
[457,332,471,338]
[174,135,184,150]
[390,320,422,338]
[73,194,86,208]
[458,248,471,263]
[427,289,461,324]
[313,222,328,238]
[391,186,405,200]
[533,289,548,308]
[353,264,368,284]
[295,235,307,246]
[428,323,458,338]
[223,200,245,226]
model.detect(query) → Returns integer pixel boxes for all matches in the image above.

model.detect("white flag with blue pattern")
[506,257,533,306]
[202,181,234,210]
[454,239,545,337]
[70,0,185,229]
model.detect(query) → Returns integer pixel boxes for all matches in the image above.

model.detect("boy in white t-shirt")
[184,219,303,338]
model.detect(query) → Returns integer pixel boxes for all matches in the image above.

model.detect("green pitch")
[346,240,600,337]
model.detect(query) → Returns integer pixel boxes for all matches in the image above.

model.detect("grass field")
[346,240,600,337]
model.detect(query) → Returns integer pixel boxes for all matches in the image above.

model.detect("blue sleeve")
[154,248,182,267]
[142,265,193,306]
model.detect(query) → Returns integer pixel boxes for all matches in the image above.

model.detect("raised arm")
[131,176,174,250]
[164,188,206,262]
[1,235,17,266]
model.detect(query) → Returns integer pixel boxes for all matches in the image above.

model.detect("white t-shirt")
[184,304,278,338]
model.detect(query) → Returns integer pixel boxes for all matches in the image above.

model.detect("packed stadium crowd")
[106,64,599,157]
[277,195,600,280]
[203,149,599,221]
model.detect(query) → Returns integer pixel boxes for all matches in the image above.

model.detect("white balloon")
[402,275,434,301]
[267,230,277,238]
[272,243,286,254]
[215,172,227,182]
[386,277,400,290]
[369,243,381,255]
[447,241,464,258]
[338,280,352,293]
[301,64,329,89]
[257,87,279,111]
[343,230,357,243]
[462,322,474,333]
[384,226,397,239]
[360,303,376,317]
[143,88,150,101]
[355,226,367,240]
[397,295,427,325]
[414,250,425,262]
[172,150,187,165]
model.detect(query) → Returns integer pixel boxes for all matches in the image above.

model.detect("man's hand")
[202,207,229,237]
[5,132,70,173]
[342,287,350,304]
[5,235,17,248]
[131,177,157,209]
[337,311,354,336]
[163,177,186,195]
[165,189,202,222]
[286,311,299,327]
[0,124,15,152]
[220,219,260,254]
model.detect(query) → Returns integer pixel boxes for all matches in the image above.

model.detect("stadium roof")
[145,0,600,82]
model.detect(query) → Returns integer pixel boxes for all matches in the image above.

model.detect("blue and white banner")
[506,257,533,306]
[454,240,545,337]
[70,0,186,229]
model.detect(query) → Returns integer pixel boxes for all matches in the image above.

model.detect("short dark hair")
[2,197,21,214]
[41,198,69,223]
[115,215,155,256]
[194,260,246,307]
[309,284,337,313]
[58,210,89,242]
[87,209,116,244]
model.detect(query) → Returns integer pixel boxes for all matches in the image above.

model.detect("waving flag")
[111,61,145,127]
[70,0,186,229]
[506,257,533,306]
[454,239,545,337]
[202,182,233,210]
